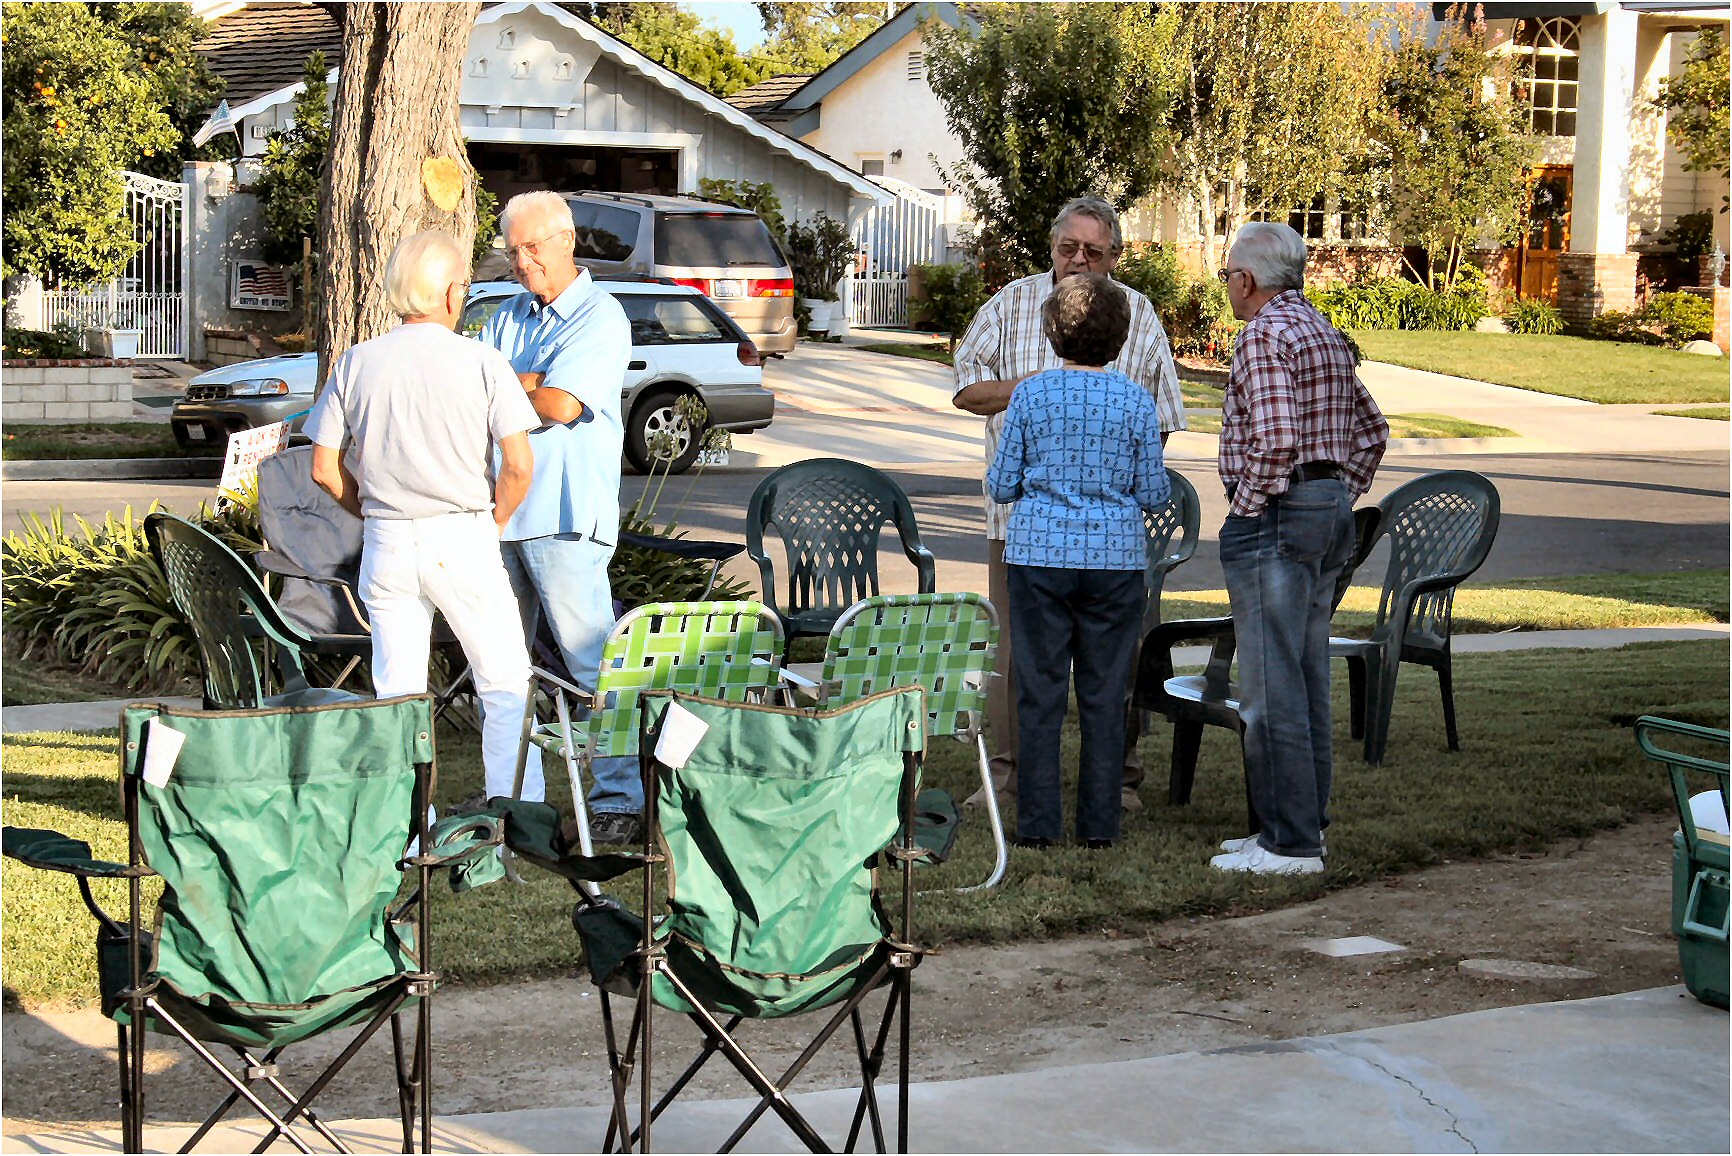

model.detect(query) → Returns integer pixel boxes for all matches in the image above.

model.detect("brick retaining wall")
[1,359,134,422]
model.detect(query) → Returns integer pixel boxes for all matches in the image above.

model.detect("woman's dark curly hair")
[1042,272,1130,367]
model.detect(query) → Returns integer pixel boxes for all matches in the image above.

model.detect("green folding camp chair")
[809,592,1005,892]
[1,695,501,1154]
[576,687,930,1153]
[511,601,785,861]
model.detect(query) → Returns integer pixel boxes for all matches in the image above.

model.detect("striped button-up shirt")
[953,271,1185,541]
[1218,290,1389,519]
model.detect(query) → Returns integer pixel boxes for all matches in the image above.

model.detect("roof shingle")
[198,3,343,109]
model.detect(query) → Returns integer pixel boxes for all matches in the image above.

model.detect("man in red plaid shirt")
[1210,222,1388,877]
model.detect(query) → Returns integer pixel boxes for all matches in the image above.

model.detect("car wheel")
[625,389,703,475]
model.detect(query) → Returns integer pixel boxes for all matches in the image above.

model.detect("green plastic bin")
[1638,716,1729,1010]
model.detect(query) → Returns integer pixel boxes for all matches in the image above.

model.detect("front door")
[1516,166,1572,302]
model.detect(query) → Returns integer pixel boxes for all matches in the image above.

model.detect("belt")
[1290,461,1343,484]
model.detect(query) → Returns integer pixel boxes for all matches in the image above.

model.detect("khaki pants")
[978,539,1146,805]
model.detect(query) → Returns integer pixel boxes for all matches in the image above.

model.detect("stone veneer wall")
[1556,253,1638,329]
[204,328,289,367]
[1,359,134,422]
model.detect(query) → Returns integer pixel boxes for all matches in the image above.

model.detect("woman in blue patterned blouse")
[986,272,1171,849]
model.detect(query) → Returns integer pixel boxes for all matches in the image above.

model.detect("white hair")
[1231,222,1308,291]
[1050,196,1124,253]
[383,231,466,317]
[499,190,573,240]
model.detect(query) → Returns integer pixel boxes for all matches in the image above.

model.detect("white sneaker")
[1219,833,1326,856]
[1209,843,1325,876]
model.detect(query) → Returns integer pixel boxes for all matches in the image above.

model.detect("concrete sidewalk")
[5,987,1723,1153]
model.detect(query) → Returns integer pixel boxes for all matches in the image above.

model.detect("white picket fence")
[849,177,942,328]
[42,289,185,358]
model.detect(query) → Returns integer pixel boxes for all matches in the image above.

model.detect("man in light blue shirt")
[479,190,637,842]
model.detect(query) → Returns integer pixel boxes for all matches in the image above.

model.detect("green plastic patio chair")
[0,694,502,1153]
[576,686,930,1153]
[144,511,357,711]
[809,592,1004,892]
[1636,715,1729,1009]
[511,600,785,863]
[745,458,937,650]
[1330,470,1501,764]
[1142,470,1201,634]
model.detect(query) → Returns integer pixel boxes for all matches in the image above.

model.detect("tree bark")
[316,1,481,382]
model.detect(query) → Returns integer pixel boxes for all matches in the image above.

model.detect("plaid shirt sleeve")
[952,293,1004,396]
[1343,378,1389,498]
[1225,324,1299,518]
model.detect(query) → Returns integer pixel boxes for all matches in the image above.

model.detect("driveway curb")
[1,458,223,481]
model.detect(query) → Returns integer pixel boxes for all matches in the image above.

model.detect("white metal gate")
[42,171,188,358]
[849,177,942,328]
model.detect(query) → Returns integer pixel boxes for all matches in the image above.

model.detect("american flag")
[237,263,289,297]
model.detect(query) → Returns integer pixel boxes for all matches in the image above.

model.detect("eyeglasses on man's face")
[506,228,573,262]
[1054,238,1112,264]
[1218,267,1248,284]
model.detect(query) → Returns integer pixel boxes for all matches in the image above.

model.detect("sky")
[684,1,767,49]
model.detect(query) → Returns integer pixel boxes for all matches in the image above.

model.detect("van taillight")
[750,277,795,297]
[737,340,762,367]
[672,277,711,295]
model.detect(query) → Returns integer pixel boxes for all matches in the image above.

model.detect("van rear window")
[655,213,786,269]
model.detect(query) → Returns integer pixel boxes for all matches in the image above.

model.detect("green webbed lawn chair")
[0,695,502,1154]
[576,687,930,1153]
[810,592,1005,892]
[506,600,785,874]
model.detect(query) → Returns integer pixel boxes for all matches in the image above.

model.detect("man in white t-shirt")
[305,230,540,801]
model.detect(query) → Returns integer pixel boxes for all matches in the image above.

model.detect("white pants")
[359,511,539,801]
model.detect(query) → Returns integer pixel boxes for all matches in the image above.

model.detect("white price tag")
[141,718,187,788]
[654,701,711,769]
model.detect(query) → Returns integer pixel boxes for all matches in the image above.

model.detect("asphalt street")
[5,448,1726,596]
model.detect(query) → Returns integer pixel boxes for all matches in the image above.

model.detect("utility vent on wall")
[906,51,923,81]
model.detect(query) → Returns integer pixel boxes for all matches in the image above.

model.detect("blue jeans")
[1006,564,1145,844]
[1219,479,1355,858]
[502,532,640,815]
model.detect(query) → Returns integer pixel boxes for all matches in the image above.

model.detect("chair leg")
[391,1014,415,1153]
[1437,659,1460,751]
[1345,656,1367,740]
[940,734,1006,893]
[143,999,320,1155]
[1364,653,1402,766]
[845,989,903,1153]
[117,1020,142,1156]
[1168,720,1204,805]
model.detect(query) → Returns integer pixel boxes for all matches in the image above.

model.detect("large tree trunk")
[316,2,481,381]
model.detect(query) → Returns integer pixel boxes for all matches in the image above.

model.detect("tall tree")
[751,1,885,74]
[1154,3,1390,270]
[1374,12,1533,290]
[923,3,1175,278]
[0,2,179,283]
[1654,27,1729,211]
[577,2,769,95]
[317,3,481,374]
[93,3,228,181]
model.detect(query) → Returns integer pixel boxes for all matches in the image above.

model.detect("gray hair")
[383,231,466,317]
[499,189,573,240]
[1230,222,1307,291]
[1049,196,1123,254]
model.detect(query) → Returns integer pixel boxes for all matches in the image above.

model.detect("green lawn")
[1350,330,1731,404]
[858,341,954,365]
[1654,405,1730,421]
[5,640,1725,1006]
[1,422,200,461]
[1164,568,1729,634]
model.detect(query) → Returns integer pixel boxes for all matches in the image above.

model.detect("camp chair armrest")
[414,814,506,866]
[532,664,597,703]
[3,826,149,878]
[619,528,744,565]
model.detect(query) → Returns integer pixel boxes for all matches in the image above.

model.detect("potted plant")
[787,212,856,337]
[82,300,146,359]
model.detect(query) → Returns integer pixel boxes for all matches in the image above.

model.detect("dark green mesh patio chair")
[1637,716,1730,1009]
[1330,470,1501,764]
[144,511,357,711]
[1134,503,1383,818]
[810,592,1004,892]
[577,687,930,1153]
[0,695,502,1153]
[1142,470,1201,634]
[745,458,936,650]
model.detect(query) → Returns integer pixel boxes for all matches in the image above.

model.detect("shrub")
[1307,272,1486,332]
[1113,244,1236,360]
[912,261,987,350]
[1663,210,1716,261]
[2,323,86,359]
[1587,292,1714,348]
[1502,297,1565,335]
[785,212,855,302]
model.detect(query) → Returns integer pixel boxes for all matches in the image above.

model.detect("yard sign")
[218,421,291,503]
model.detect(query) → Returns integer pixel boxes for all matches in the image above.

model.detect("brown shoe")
[965,757,1016,808]
[1121,787,1143,814]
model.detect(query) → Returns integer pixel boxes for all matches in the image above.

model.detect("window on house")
[907,51,924,81]
[861,158,885,177]
[1287,194,1328,241]
[1513,17,1579,136]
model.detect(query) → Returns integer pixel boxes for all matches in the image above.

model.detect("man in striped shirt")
[1210,222,1388,877]
[953,196,1187,813]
